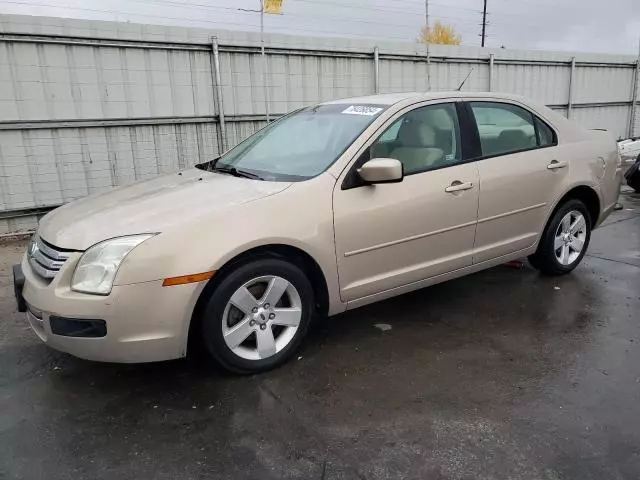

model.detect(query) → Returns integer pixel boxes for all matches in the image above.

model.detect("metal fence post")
[488,53,494,91]
[628,58,640,138]
[210,36,227,153]
[567,56,576,119]
[373,46,380,93]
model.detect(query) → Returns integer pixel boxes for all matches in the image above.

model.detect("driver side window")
[369,103,462,175]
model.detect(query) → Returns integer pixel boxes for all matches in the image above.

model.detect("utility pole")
[481,0,488,47]
[425,0,429,36]
[425,0,431,90]
[239,1,271,122]
[260,0,270,122]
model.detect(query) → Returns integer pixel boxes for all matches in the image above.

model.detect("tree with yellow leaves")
[418,21,462,45]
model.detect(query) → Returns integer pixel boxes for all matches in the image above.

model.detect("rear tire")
[199,258,315,374]
[528,199,591,276]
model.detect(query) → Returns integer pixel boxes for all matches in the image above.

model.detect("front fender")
[113,173,345,314]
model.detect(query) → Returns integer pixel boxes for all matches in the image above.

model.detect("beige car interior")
[479,126,537,156]
[371,106,459,175]
[390,122,444,174]
[472,104,538,156]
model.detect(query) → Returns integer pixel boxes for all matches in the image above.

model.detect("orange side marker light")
[162,271,215,287]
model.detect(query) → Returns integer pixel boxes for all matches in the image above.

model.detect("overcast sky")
[1,0,639,55]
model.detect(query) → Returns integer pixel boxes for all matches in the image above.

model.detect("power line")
[0,0,418,41]
[123,0,585,35]
[129,0,423,30]
[0,0,570,36]
[128,0,483,19]
[0,0,623,47]
[0,0,495,37]
[128,0,491,31]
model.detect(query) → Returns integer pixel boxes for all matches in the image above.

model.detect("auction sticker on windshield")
[342,105,384,116]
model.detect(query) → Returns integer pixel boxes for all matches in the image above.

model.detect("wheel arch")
[547,184,601,229]
[187,243,330,349]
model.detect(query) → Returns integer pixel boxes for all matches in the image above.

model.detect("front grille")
[28,236,71,280]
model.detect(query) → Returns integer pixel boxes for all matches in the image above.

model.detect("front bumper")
[18,253,204,363]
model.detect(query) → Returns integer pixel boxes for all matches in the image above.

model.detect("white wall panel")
[0,123,219,216]
[1,13,638,233]
[0,42,214,122]
[493,64,570,105]
[571,105,630,140]
[572,66,634,103]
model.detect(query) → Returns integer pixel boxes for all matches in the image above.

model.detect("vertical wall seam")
[0,144,11,210]
[93,46,109,118]
[19,130,40,207]
[128,126,139,180]
[144,49,156,117]
[77,127,92,196]
[167,50,178,117]
[6,43,25,119]
[120,47,134,118]
[50,129,67,203]
[175,124,185,170]
[152,125,162,174]
[66,45,82,118]
[195,122,204,164]
[104,127,118,187]
[188,51,199,117]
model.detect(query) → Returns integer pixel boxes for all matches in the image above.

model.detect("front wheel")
[200,258,315,374]
[528,199,591,275]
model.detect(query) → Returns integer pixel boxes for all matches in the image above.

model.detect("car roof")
[321,91,528,106]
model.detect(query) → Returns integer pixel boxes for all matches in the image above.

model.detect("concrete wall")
[1,14,639,234]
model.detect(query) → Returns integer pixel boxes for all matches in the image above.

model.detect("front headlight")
[71,234,155,295]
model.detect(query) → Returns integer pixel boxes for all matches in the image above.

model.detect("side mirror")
[357,158,404,184]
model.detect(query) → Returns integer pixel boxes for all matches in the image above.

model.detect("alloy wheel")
[221,275,302,361]
[554,210,587,266]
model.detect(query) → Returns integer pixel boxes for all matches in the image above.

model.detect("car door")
[467,101,567,264]
[333,102,480,303]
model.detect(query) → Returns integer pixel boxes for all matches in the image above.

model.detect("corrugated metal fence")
[1,14,639,234]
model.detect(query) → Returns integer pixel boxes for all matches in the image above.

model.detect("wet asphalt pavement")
[1,192,639,480]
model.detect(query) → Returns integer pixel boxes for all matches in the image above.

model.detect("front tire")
[528,199,591,276]
[200,258,315,374]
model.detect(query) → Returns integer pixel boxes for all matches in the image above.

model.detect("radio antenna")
[457,67,475,91]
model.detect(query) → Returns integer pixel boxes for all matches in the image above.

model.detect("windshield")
[211,104,387,181]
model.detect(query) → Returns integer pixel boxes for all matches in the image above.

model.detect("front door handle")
[547,160,568,170]
[445,181,474,193]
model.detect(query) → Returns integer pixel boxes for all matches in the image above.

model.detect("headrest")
[397,121,436,147]
[422,108,454,130]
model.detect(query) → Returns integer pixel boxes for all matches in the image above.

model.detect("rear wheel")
[200,258,315,374]
[528,199,591,275]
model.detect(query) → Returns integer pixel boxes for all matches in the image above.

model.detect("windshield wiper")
[212,165,264,180]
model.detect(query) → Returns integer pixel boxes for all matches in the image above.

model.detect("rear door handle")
[547,160,568,170]
[445,181,474,193]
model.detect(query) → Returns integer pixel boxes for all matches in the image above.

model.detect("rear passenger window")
[470,102,554,157]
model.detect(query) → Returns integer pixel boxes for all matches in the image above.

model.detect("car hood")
[38,168,291,250]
